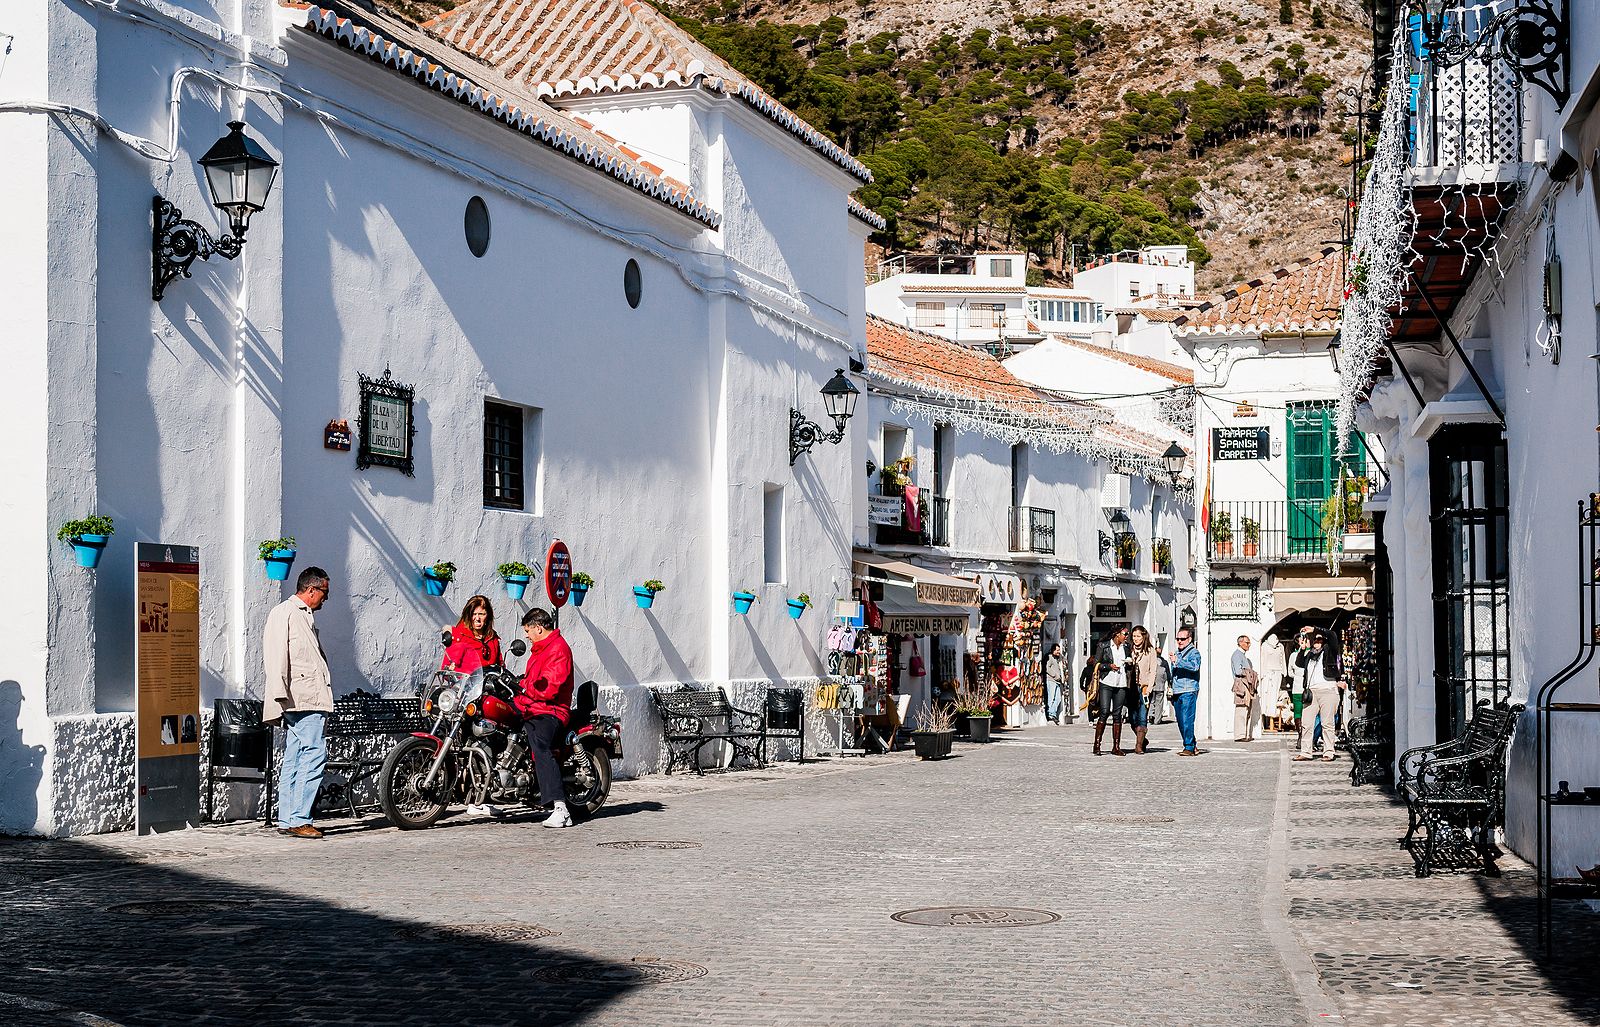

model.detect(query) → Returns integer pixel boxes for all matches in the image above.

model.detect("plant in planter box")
[953,681,993,742]
[422,561,456,597]
[879,455,915,494]
[731,588,759,614]
[498,561,533,601]
[1241,517,1260,557]
[57,515,115,568]
[1113,532,1140,570]
[911,701,956,760]
[258,536,298,581]
[786,592,812,619]
[1211,511,1234,557]
[634,579,665,609]
[570,571,594,607]
[1152,538,1173,575]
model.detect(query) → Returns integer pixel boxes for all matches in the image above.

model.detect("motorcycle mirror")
[508,638,528,657]
[440,628,453,648]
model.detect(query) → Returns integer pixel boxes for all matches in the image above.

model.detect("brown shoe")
[279,825,323,839]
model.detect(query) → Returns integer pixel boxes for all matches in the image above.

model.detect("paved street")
[2,723,1596,1027]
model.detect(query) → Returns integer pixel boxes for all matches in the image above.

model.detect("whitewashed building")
[0,0,871,835]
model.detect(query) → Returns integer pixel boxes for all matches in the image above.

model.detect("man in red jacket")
[517,608,576,828]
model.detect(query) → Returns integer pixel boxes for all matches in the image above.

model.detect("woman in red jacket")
[442,594,502,673]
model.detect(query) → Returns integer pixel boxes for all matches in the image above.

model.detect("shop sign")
[357,367,416,476]
[1234,401,1257,418]
[1093,599,1125,619]
[883,612,971,636]
[135,542,201,835]
[544,539,572,608]
[323,419,352,451]
[1210,576,1260,619]
[1212,426,1268,460]
[976,573,1021,604]
[834,599,865,626]
[868,494,902,526]
[915,579,980,607]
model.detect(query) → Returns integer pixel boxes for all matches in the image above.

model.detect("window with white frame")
[915,301,946,328]
[990,258,1013,277]
[968,303,1004,329]
[763,483,785,583]
[1129,281,1141,300]
[484,400,543,513]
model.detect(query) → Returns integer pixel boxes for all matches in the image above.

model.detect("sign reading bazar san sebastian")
[915,580,981,607]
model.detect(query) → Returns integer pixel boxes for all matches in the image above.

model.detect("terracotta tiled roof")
[1111,306,1184,322]
[424,0,872,182]
[899,283,1027,294]
[1047,335,1195,384]
[295,6,719,226]
[848,196,886,231]
[1176,247,1345,334]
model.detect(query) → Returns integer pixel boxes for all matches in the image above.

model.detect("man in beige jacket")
[264,566,333,839]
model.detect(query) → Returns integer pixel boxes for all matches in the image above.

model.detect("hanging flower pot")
[786,592,812,620]
[633,587,656,609]
[422,561,456,598]
[731,590,757,615]
[258,536,298,582]
[57,515,115,570]
[571,572,593,608]
[498,561,533,601]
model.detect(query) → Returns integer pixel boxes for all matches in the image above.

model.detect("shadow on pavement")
[1476,872,1600,1022]
[0,837,649,1027]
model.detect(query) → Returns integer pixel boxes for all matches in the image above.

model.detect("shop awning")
[853,550,981,607]
[1272,571,1375,616]
[877,583,974,636]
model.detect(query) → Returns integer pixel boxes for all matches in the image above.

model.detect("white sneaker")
[466,803,506,818]
[543,801,573,829]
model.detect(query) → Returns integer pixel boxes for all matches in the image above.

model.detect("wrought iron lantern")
[1413,0,1569,109]
[1327,333,1342,374]
[789,369,859,465]
[153,121,279,300]
[1161,442,1187,485]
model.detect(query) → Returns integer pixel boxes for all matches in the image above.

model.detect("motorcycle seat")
[568,680,599,731]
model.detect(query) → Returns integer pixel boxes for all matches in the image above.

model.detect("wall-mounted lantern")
[153,121,279,300]
[1161,442,1188,486]
[789,369,859,465]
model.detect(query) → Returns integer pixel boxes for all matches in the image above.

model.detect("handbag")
[908,653,926,677]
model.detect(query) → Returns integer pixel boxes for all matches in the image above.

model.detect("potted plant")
[910,702,956,760]
[1241,517,1260,558]
[422,561,456,597]
[954,682,993,743]
[786,592,812,620]
[731,588,759,615]
[1114,532,1140,571]
[879,455,915,495]
[58,515,115,569]
[634,579,665,610]
[258,536,298,581]
[1212,511,1234,558]
[498,561,533,601]
[1152,538,1173,576]
[571,571,594,607]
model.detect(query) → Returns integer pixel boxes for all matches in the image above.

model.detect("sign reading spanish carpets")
[357,367,416,476]
[1212,426,1269,460]
[135,542,201,835]
[545,539,572,608]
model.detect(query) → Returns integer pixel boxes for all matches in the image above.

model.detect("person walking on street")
[1091,627,1135,756]
[1168,628,1201,756]
[1294,630,1346,762]
[1044,642,1069,724]
[1130,626,1160,754]
[1232,635,1258,742]
[263,567,334,839]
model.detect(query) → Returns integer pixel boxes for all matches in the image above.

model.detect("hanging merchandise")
[1006,595,1049,706]
[1342,614,1379,709]
[908,651,927,678]
[859,633,889,717]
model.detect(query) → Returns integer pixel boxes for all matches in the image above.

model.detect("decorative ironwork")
[1416,0,1569,110]
[788,407,846,465]
[1208,574,1260,620]
[1008,506,1055,555]
[151,196,244,301]
[357,367,417,476]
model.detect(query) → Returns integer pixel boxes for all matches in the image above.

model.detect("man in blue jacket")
[1169,627,1201,756]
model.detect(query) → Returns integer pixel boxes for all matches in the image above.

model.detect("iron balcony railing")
[1406,4,1524,170]
[1206,500,1371,563]
[1152,537,1174,576]
[873,491,951,549]
[1009,506,1056,555]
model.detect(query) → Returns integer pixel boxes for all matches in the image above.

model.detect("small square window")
[915,301,947,328]
[990,258,1012,277]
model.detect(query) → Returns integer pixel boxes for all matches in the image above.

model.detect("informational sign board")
[545,539,572,608]
[867,494,902,526]
[1213,426,1269,460]
[1210,578,1260,619]
[135,543,201,835]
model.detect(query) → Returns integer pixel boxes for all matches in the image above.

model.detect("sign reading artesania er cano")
[357,367,416,476]
[1212,426,1269,461]
[135,543,201,835]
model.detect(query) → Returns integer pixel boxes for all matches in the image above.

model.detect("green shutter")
[1286,401,1367,554]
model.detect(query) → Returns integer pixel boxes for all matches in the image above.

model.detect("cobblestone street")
[2,723,1596,1027]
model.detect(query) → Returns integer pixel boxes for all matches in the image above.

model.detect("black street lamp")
[1161,442,1187,486]
[153,121,279,300]
[789,369,859,465]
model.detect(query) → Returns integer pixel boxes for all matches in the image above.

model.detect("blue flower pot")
[504,575,530,601]
[731,591,757,615]
[571,583,589,607]
[423,570,449,597]
[263,549,296,581]
[71,534,109,569]
[786,600,807,620]
[633,587,656,610]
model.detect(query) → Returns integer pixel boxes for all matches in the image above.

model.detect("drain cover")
[109,899,249,917]
[892,906,1061,928]
[395,923,559,943]
[534,957,707,986]
[1086,815,1175,826]
[596,840,702,850]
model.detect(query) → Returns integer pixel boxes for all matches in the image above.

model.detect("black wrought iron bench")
[758,687,806,766]
[319,691,429,818]
[1399,699,1522,877]
[651,687,763,775]
[1345,713,1391,786]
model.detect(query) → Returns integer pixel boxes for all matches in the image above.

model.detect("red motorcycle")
[378,634,621,829]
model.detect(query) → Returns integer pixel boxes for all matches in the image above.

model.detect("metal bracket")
[152,196,244,301]
[789,408,845,466]
[1418,0,1569,110]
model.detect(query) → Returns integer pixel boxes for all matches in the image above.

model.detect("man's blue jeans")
[1171,689,1198,752]
[278,710,327,828]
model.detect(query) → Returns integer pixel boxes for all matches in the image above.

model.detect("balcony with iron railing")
[1009,506,1056,555]
[1205,500,1376,564]
[872,490,951,549]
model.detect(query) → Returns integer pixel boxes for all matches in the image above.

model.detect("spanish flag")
[1199,463,1211,535]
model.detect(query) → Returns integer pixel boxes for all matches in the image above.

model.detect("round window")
[624,258,642,308]
[464,196,491,257]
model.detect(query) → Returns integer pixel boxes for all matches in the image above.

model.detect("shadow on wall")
[741,619,786,687]
[644,612,693,685]
[0,682,44,835]
[0,839,646,1023]
[791,453,850,570]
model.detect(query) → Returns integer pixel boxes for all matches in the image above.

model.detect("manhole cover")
[1086,815,1175,826]
[109,899,249,917]
[395,923,558,943]
[534,957,707,986]
[892,906,1061,928]
[596,840,702,850]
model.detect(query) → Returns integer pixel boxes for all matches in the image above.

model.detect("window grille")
[483,401,524,509]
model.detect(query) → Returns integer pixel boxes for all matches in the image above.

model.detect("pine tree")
[1279,0,1294,25]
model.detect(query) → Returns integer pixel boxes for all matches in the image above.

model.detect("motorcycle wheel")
[564,746,612,822]
[379,736,452,830]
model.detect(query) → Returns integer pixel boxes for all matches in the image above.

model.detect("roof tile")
[1176,247,1344,334]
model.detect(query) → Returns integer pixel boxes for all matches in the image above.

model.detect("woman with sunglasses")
[442,594,503,673]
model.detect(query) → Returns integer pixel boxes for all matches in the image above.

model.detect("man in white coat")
[263,566,334,839]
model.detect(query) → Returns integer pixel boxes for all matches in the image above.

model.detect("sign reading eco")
[1212,426,1269,461]
[135,543,201,835]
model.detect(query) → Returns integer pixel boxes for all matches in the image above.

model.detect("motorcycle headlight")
[435,687,461,715]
